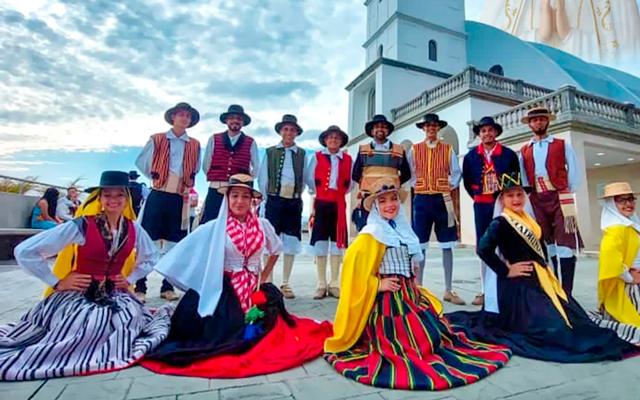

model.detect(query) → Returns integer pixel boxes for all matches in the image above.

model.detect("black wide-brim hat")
[275,114,303,135]
[164,102,200,128]
[128,170,140,180]
[319,125,349,148]
[85,171,131,193]
[473,116,503,136]
[365,114,395,137]
[416,113,447,129]
[217,174,262,198]
[220,104,251,126]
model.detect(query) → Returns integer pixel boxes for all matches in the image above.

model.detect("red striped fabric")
[413,141,452,194]
[227,212,264,261]
[150,133,200,191]
[228,269,259,313]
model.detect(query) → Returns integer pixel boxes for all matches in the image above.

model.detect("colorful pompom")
[242,323,264,341]
[244,306,265,324]
[251,290,267,306]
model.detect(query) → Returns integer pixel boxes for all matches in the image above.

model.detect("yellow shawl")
[598,225,640,327]
[44,189,137,297]
[502,208,571,328]
[324,234,442,353]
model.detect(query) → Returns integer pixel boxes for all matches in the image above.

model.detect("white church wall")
[397,0,465,33]
[367,0,398,42]
[378,64,444,118]
[366,20,399,66]
[347,73,376,140]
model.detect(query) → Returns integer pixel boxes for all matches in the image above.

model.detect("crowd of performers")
[1,103,640,391]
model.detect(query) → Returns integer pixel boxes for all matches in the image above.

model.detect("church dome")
[465,21,640,105]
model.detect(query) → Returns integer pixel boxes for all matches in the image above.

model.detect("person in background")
[189,187,199,230]
[351,192,368,233]
[128,171,149,217]
[56,186,81,222]
[31,187,62,229]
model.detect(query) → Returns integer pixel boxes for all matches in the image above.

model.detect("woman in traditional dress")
[31,187,62,229]
[324,177,511,391]
[589,182,640,344]
[0,171,172,381]
[141,174,332,378]
[447,172,639,362]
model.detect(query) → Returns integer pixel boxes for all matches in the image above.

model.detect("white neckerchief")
[360,199,422,259]
[601,198,640,233]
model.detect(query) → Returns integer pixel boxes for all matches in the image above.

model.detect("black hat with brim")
[85,171,131,193]
[217,174,262,198]
[319,125,349,148]
[275,114,303,135]
[416,113,447,129]
[164,103,200,128]
[365,114,395,137]
[473,116,503,136]
[128,170,140,180]
[220,104,251,126]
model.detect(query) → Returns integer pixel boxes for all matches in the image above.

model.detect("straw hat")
[363,177,408,211]
[217,174,262,198]
[521,106,557,124]
[599,182,638,199]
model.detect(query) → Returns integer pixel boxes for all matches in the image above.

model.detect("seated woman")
[447,173,639,362]
[589,182,640,344]
[324,177,511,391]
[31,187,62,229]
[141,174,332,378]
[0,171,172,381]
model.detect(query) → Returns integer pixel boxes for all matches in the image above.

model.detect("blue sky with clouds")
[0,0,638,199]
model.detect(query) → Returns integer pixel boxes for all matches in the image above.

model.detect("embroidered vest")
[412,141,452,194]
[266,146,306,197]
[76,217,136,277]
[314,151,352,202]
[357,143,405,192]
[521,139,568,192]
[150,133,200,191]
[207,132,253,182]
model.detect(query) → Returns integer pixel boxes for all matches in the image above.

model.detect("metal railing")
[0,175,71,195]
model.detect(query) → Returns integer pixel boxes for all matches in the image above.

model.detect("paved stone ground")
[1,249,639,399]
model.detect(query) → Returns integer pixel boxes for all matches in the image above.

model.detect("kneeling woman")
[0,171,172,381]
[590,182,640,344]
[324,178,511,391]
[447,173,639,362]
[141,174,332,378]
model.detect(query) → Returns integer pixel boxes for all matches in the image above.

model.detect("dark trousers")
[474,202,495,246]
[201,187,224,224]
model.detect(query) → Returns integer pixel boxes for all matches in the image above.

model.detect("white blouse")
[14,219,158,288]
[224,218,282,274]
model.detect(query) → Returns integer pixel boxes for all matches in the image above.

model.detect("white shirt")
[306,149,355,194]
[201,132,261,179]
[14,219,158,287]
[223,219,282,274]
[258,143,307,197]
[406,141,462,189]
[135,130,202,179]
[371,139,392,151]
[56,197,79,222]
[518,136,581,193]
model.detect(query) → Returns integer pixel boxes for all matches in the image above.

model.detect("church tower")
[347,0,467,137]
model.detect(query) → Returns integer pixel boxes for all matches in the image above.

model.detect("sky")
[0,0,638,200]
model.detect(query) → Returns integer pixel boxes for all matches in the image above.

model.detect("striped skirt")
[324,277,511,391]
[589,283,640,345]
[0,290,173,381]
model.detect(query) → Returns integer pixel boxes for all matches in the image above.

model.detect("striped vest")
[150,133,200,191]
[266,146,306,197]
[207,132,253,182]
[412,141,452,194]
[357,143,405,193]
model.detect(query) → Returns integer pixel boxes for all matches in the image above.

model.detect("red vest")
[76,217,136,278]
[521,138,568,191]
[314,151,352,201]
[207,133,253,182]
[150,133,200,191]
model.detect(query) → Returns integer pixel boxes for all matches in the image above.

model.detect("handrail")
[0,174,70,195]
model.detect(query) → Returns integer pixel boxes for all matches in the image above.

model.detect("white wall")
[366,19,399,66]
[378,64,445,117]
[397,0,465,33]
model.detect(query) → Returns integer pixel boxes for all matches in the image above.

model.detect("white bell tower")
[347,0,468,138]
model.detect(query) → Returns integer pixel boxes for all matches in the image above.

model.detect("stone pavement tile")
[288,375,380,400]
[495,379,602,400]
[56,378,134,400]
[219,382,291,400]
[266,366,308,382]
[178,392,220,400]
[342,394,386,400]
[30,383,66,400]
[379,388,456,400]
[42,371,120,387]
[127,375,210,399]
[208,375,268,390]
[116,366,157,379]
[441,379,510,400]
[484,361,568,396]
[585,369,640,399]
[302,358,334,377]
[0,381,45,400]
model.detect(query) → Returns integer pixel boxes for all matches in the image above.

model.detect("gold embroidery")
[577,0,584,29]
[601,0,613,31]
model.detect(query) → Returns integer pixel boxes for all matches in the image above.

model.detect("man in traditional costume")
[480,0,640,64]
[519,107,582,295]
[306,126,353,300]
[463,116,520,306]
[258,115,307,299]
[408,114,464,305]
[200,104,260,224]
[135,102,201,302]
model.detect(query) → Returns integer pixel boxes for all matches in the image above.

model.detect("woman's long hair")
[41,187,60,218]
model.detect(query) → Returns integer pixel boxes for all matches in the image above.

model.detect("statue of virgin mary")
[480,0,640,65]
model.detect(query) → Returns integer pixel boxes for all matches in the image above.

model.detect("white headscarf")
[154,197,230,317]
[601,198,640,233]
[360,196,423,262]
